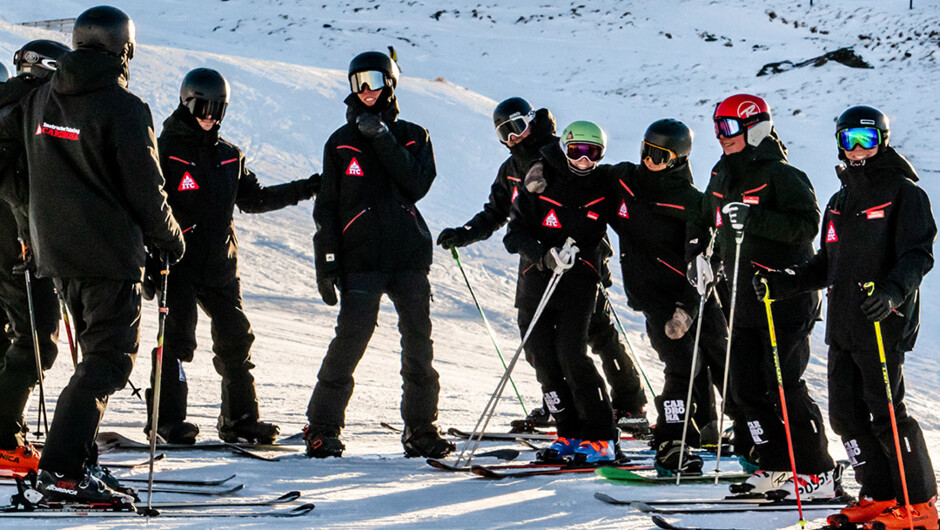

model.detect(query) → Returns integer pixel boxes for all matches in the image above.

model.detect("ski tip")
[292,503,316,516]
[632,501,654,513]
[650,515,674,530]
[279,491,302,502]
[593,492,616,503]
[139,506,160,517]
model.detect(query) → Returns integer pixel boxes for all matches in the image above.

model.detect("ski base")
[595,467,750,483]
[471,462,652,479]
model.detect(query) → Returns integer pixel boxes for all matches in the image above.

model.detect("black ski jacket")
[0,75,45,278]
[696,132,820,329]
[786,147,935,352]
[0,49,183,281]
[313,94,436,280]
[604,161,702,316]
[504,144,609,310]
[459,108,558,243]
[158,106,316,285]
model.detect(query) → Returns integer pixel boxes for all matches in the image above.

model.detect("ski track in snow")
[1,1,939,527]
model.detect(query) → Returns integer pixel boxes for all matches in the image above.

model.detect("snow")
[1,0,939,527]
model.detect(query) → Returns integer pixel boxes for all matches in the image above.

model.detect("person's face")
[505,124,531,147]
[844,144,879,161]
[643,157,670,172]
[357,87,382,107]
[197,117,217,131]
[570,156,596,171]
[719,133,746,155]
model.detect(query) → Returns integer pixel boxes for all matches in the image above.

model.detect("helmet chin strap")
[567,159,595,176]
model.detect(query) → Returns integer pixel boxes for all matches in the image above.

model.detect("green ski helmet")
[560,120,607,175]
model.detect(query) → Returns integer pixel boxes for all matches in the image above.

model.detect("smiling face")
[197,117,217,131]
[357,87,382,107]
[719,133,746,155]
[844,144,879,161]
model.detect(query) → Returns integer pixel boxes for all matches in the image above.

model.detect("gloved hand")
[356,113,389,139]
[317,275,341,306]
[860,283,903,322]
[142,252,162,301]
[753,267,799,302]
[524,161,546,193]
[436,227,470,249]
[540,238,579,274]
[304,173,321,199]
[752,271,769,301]
[665,306,693,340]
[686,253,714,296]
[11,242,33,276]
[155,236,185,267]
[721,202,750,231]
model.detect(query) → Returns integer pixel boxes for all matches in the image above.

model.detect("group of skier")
[0,5,935,529]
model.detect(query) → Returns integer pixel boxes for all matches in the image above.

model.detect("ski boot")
[303,424,345,458]
[0,444,40,476]
[729,469,791,496]
[616,408,650,438]
[536,437,580,463]
[87,464,139,500]
[571,440,616,465]
[737,447,761,474]
[654,440,704,477]
[401,424,455,459]
[863,497,938,530]
[217,415,279,444]
[765,464,847,501]
[699,420,734,454]
[36,468,136,509]
[145,421,200,445]
[510,406,554,433]
[825,496,896,529]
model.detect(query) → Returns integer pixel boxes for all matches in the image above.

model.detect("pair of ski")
[96,431,301,462]
[0,491,313,518]
[427,458,653,479]
[594,491,851,513]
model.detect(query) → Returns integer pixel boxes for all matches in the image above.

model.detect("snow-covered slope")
[1,1,938,528]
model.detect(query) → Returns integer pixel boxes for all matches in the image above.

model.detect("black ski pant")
[518,297,617,442]
[828,345,936,504]
[38,278,139,478]
[645,300,732,446]
[587,293,647,414]
[149,272,258,427]
[728,322,834,474]
[0,273,59,448]
[307,269,439,430]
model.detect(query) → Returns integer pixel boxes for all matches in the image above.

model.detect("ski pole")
[600,283,657,400]
[451,247,527,416]
[761,277,805,528]
[863,281,915,530]
[714,220,744,482]
[144,253,171,517]
[677,228,717,484]
[19,241,49,439]
[55,289,78,369]
[456,238,577,467]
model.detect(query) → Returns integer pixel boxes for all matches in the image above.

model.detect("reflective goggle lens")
[641,141,676,166]
[837,127,881,151]
[495,113,534,143]
[565,142,605,163]
[187,98,227,121]
[349,70,390,93]
[714,117,743,138]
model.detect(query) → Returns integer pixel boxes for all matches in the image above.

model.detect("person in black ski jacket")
[146,68,319,445]
[504,120,617,464]
[757,106,937,528]
[0,6,183,506]
[305,51,453,460]
[603,119,735,474]
[694,94,836,499]
[437,97,648,433]
[0,40,69,474]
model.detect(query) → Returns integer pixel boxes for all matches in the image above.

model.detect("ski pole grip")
[451,246,459,261]
[863,281,875,297]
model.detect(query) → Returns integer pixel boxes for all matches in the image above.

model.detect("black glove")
[722,202,751,231]
[317,275,341,306]
[155,236,185,267]
[752,271,769,301]
[753,267,800,302]
[437,227,471,249]
[11,243,33,276]
[304,173,321,199]
[860,283,903,322]
[142,252,162,301]
[356,113,389,139]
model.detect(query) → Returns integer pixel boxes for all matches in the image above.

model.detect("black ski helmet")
[180,68,230,122]
[836,105,889,147]
[0,63,9,83]
[492,97,533,129]
[348,51,399,90]
[72,5,136,61]
[14,40,71,79]
[643,119,693,166]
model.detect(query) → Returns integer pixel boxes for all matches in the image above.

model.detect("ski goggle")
[349,70,391,94]
[564,142,605,163]
[837,127,881,151]
[714,117,744,138]
[495,112,535,143]
[185,98,227,121]
[641,141,677,166]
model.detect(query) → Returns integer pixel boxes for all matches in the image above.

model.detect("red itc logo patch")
[826,220,838,243]
[542,209,561,228]
[511,187,519,203]
[715,206,723,227]
[346,157,364,176]
[618,201,629,219]
[178,172,199,191]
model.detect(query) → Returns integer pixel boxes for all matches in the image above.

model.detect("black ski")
[141,483,246,496]
[651,514,741,530]
[148,490,301,509]
[119,473,236,486]
[427,458,580,473]
[595,491,853,507]
[381,424,519,461]
[448,427,637,442]
[100,453,167,469]
[634,500,845,513]
[471,463,654,479]
[0,503,315,518]
[96,432,287,461]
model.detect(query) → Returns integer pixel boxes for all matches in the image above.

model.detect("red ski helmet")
[713,94,772,147]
